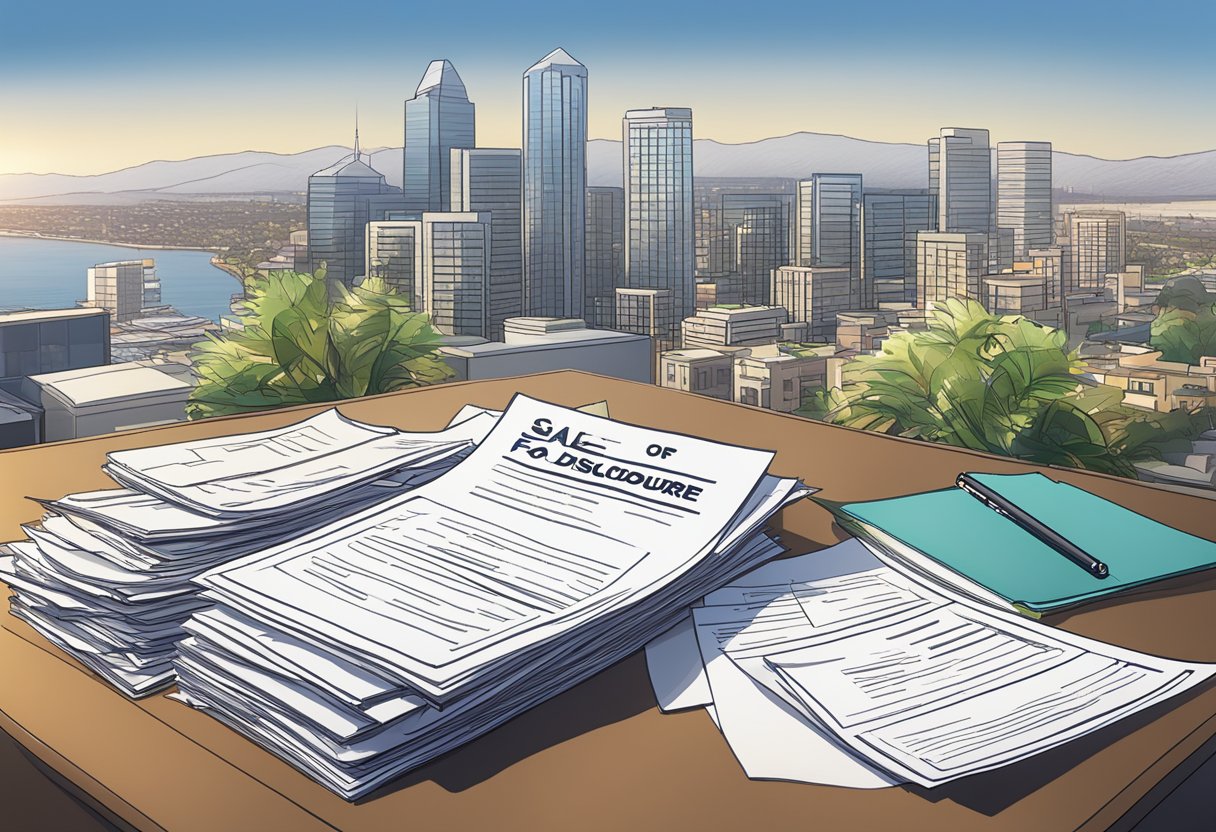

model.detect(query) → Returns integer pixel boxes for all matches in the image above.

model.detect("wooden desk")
[1,371,1214,832]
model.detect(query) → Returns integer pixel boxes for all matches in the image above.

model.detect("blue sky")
[2,0,1214,174]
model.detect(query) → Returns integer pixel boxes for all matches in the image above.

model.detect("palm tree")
[818,299,1200,477]
[186,268,453,419]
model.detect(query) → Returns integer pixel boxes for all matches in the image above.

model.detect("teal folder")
[836,472,1216,615]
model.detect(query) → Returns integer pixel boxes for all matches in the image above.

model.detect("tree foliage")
[810,299,1200,478]
[187,269,452,419]
[1150,277,1216,364]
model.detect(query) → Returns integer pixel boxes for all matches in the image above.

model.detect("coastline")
[0,228,220,254]
[0,229,246,288]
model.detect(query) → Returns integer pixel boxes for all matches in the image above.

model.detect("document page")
[197,394,780,701]
[720,543,1216,787]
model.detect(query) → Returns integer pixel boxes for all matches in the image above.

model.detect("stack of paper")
[0,408,498,697]
[171,394,810,799]
[647,539,1216,788]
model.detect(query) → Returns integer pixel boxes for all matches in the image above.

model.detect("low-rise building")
[982,274,1061,326]
[734,343,837,412]
[681,305,788,349]
[1092,348,1216,412]
[438,317,651,384]
[658,348,734,400]
[0,387,41,449]
[0,308,110,392]
[24,361,195,442]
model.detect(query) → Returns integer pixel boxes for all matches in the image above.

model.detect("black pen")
[956,473,1109,579]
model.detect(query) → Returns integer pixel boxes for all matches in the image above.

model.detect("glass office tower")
[796,173,863,305]
[307,146,406,291]
[860,190,937,306]
[997,141,1053,259]
[928,127,992,234]
[403,59,475,213]
[585,186,625,329]
[624,107,695,328]
[450,148,523,340]
[522,48,587,318]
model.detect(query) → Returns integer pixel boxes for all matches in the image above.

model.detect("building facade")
[770,265,852,342]
[929,127,992,234]
[450,148,523,339]
[306,148,405,290]
[585,186,625,329]
[997,141,1053,258]
[403,60,475,212]
[87,261,150,323]
[1064,210,1127,293]
[681,305,788,349]
[624,107,695,328]
[366,220,423,306]
[860,190,937,307]
[0,309,109,391]
[421,212,492,338]
[916,232,989,308]
[522,48,587,318]
[796,174,863,304]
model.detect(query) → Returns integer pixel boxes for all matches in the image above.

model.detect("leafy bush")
[187,269,452,419]
[818,299,1199,477]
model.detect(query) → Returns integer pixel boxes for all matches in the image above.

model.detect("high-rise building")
[366,220,423,306]
[916,232,989,308]
[585,186,625,329]
[523,48,587,318]
[421,212,492,338]
[693,181,795,298]
[860,191,937,307]
[451,148,523,339]
[997,141,1053,258]
[87,261,150,323]
[403,60,475,212]
[796,174,863,303]
[1063,210,1126,293]
[928,128,992,234]
[306,137,405,291]
[624,107,695,328]
[770,266,853,342]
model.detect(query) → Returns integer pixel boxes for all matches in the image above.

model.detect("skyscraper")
[86,261,151,322]
[796,174,863,304]
[1063,210,1127,293]
[523,48,587,318]
[403,60,475,212]
[860,190,937,306]
[451,148,522,339]
[585,186,625,328]
[929,128,992,234]
[307,132,405,291]
[421,212,492,338]
[624,107,695,327]
[997,141,1053,258]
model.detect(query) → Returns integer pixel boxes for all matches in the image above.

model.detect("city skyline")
[3,0,1216,176]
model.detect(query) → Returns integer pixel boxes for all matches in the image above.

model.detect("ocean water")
[0,236,238,322]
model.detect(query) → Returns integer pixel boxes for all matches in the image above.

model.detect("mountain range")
[2,133,1215,204]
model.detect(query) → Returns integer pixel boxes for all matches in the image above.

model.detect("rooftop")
[28,362,192,408]
[525,47,586,74]
[414,59,469,99]
[0,308,108,326]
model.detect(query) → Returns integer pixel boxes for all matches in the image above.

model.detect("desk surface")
[1,371,1215,832]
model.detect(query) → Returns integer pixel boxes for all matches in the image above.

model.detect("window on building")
[1129,380,1155,395]
[783,379,794,395]
[666,363,676,383]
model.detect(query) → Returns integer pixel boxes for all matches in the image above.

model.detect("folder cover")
[837,473,1216,614]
